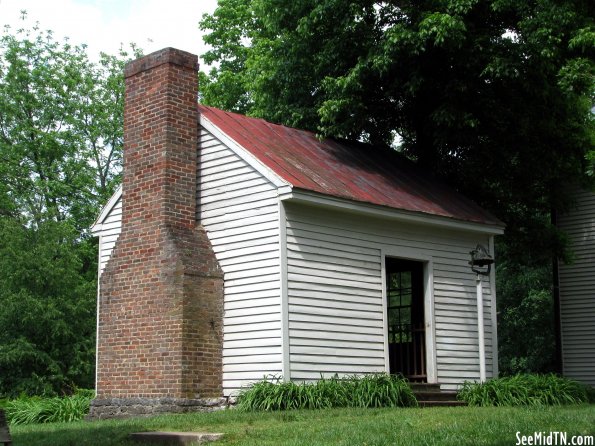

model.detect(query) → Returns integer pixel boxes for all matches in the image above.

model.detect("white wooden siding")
[94,127,283,397]
[198,127,283,396]
[284,202,494,390]
[98,197,122,275]
[558,187,595,386]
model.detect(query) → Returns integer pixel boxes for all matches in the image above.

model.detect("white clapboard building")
[93,105,505,397]
[557,187,595,386]
[92,49,505,407]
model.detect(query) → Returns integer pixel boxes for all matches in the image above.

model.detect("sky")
[0,0,219,66]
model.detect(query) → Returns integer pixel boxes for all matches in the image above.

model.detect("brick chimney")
[90,48,224,418]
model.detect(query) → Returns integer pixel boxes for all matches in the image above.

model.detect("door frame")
[381,247,437,383]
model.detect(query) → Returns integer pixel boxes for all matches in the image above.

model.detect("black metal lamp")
[469,244,494,276]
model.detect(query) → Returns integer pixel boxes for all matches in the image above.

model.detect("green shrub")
[585,385,595,404]
[457,374,588,407]
[6,389,94,425]
[236,374,417,411]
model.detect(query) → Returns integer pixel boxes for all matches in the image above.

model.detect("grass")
[458,374,589,407]
[9,404,595,446]
[5,390,94,425]
[237,374,417,411]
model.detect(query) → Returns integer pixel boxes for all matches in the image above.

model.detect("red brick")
[96,48,223,400]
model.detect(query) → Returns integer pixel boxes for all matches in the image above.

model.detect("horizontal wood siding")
[558,187,595,385]
[98,197,122,275]
[285,202,494,390]
[198,127,282,396]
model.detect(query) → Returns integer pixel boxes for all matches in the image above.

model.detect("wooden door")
[386,258,426,382]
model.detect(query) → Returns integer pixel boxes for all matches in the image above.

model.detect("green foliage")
[496,237,558,375]
[0,219,97,396]
[588,150,595,178]
[199,0,259,113]
[200,0,595,235]
[586,385,595,403]
[5,390,94,425]
[200,0,594,169]
[236,374,417,411]
[458,374,589,407]
[0,16,137,225]
[0,15,138,397]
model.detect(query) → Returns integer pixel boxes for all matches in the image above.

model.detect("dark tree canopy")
[200,0,594,256]
[201,0,595,374]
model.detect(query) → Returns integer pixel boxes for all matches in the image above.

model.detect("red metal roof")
[199,105,503,227]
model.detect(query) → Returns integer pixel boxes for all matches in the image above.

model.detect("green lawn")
[10,405,595,446]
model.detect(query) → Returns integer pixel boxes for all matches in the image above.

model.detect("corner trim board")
[380,252,390,373]
[278,200,290,381]
[489,235,499,378]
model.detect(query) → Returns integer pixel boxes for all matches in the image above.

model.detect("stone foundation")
[88,397,228,420]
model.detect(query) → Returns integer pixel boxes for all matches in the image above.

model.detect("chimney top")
[124,47,198,79]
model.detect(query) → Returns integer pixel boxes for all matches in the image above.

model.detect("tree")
[0,17,136,396]
[200,0,595,373]
[201,0,594,212]
[199,0,259,113]
[0,218,97,395]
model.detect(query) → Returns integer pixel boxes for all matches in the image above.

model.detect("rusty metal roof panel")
[199,105,503,227]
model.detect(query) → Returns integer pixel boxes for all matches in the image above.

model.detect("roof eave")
[91,186,122,235]
[280,189,505,235]
[199,113,291,190]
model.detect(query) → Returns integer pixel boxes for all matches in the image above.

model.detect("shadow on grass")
[10,409,265,446]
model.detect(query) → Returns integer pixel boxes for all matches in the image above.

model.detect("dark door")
[386,258,426,382]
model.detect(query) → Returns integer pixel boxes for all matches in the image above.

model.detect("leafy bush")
[5,389,94,425]
[496,250,557,376]
[237,374,417,411]
[458,374,588,407]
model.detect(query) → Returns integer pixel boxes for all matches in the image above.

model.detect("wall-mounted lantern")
[469,244,495,383]
[469,244,494,276]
